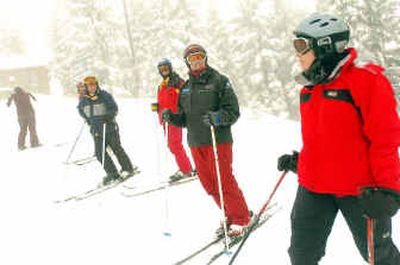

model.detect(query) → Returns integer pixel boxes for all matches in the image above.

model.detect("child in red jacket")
[152,59,193,182]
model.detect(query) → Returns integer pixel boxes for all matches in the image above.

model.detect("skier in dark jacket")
[152,58,194,182]
[7,86,40,150]
[162,44,251,236]
[77,76,136,185]
[277,13,400,265]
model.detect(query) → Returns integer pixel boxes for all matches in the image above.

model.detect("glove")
[104,114,115,123]
[277,151,299,173]
[161,109,172,123]
[358,187,400,219]
[202,111,221,127]
[151,102,159,112]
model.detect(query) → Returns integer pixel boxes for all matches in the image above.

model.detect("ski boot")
[102,174,120,186]
[215,211,254,239]
[120,166,140,180]
[169,170,193,183]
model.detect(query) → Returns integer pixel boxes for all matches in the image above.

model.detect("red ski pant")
[164,123,192,174]
[190,143,250,226]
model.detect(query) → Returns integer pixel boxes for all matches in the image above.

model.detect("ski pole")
[65,120,86,163]
[210,125,230,250]
[229,171,288,265]
[163,121,171,236]
[368,218,375,265]
[102,123,107,168]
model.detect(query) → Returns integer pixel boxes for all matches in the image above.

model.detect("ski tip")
[163,232,172,237]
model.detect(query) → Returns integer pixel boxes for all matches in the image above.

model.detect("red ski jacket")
[298,48,400,196]
[157,72,184,124]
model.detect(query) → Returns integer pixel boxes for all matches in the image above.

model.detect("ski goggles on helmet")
[186,52,207,64]
[158,64,170,72]
[293,37,312,55]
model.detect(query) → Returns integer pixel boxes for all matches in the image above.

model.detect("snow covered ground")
[1,94,398,265]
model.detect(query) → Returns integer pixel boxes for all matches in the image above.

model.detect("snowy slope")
[0,95,398,265]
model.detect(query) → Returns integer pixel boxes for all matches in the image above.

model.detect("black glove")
[161,109,172,123]
[151,102,159,112]
[277,151,299,173]
[202,111,221,127]
[358,187,400,219]
[104,114,115,123]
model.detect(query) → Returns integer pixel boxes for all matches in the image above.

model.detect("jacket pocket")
[198,89,218,110]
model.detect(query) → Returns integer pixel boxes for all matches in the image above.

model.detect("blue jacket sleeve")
[101,90,118,118]
[77,99,87,120]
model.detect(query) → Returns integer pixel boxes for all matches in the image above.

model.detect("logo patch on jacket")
[181,86,190,94]
[326,90,339,98]
[224,80,232,90]
[205,84,214,90]
[322,89,355,106]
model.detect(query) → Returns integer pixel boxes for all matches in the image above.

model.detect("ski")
[172,237,223,265]
[206,209,278,265]
[55,181,121,203]
[172,204,278,265]
[55,169,140,203]
[65,156,96,166]
[121,176,198,198]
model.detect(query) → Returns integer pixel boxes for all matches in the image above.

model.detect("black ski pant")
[18,114,39,149]
[289,185,400,265]
[92,122,133,178]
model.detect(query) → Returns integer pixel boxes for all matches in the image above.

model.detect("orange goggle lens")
[158,65,170,72]
[293,38,311,55]
[186,52,206,63]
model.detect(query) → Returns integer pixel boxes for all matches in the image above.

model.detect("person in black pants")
[278,13,400,265]
[78,76,136,185]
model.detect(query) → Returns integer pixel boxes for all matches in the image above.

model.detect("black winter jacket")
[169,67,240,147]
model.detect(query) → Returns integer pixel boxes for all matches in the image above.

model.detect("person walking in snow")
[7,86,40,150]
[162,44,251,236]
[277,13,400,264]
[77,76,136,186]
[151,58,194,182]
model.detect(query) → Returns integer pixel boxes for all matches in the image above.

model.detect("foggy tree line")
[50,0,400,119]
[0,29,25,55]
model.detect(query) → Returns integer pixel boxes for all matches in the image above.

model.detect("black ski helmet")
[293,13,350,59]
[157,58,172,77]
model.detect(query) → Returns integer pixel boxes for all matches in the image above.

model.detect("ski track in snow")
[0,95,398,265]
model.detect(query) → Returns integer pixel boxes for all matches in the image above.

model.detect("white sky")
[0,0,56,61]
[0,0,316,62]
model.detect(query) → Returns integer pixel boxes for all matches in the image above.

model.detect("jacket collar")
[297,48,358,87]
[327,48,357,81]
[189,67,214,84]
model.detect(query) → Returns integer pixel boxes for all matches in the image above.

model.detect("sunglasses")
[186,52,207,64]
[293,37,312,55]
[158,65,170,72]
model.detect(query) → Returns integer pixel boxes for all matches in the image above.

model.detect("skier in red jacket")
[278,13,400,264]
[152,58,194,182]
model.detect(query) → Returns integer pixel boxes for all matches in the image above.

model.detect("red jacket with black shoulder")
[298,48,400,196]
